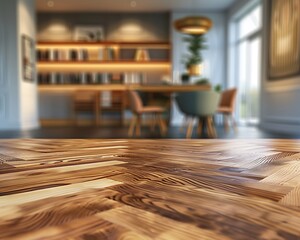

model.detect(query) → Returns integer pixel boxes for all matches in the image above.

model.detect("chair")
[128,90,167,137]
[72,91,100,126]
[176,91,220,138]
[217,88,237,131]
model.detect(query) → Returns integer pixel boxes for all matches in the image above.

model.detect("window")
[234,4,262,125]
[238,5,262,39]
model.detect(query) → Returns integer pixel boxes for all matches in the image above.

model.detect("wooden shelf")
[38,60,170,64]
[37,41,171,49]
[38,84,211,92]
[37,61,171,73]
[37,41,172,74]
[39,84,127,92]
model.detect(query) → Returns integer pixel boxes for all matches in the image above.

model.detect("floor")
[1,139,300,239]
[0,125,298,139]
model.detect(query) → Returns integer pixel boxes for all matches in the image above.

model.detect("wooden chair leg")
[224,114,230,132]
[208,116,217,138]
[186,118,194,139]
[136,115,141,137]
[72,98,78,126]
[230,115,238,132]
[158,114,167,136]
[197,118,204,136]
[95,107,100,127]
[206,117,214,138]
[128,114,137,137]
[150,114,156,132]
[95,93,100,127]
[205,117,210,137]
[72,110,77,126]
[180,116,188,133]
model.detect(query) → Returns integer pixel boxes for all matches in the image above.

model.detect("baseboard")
[263,116,300,125]
[0,120,39,131]
[20,120,40,130]
[260,119,300,135]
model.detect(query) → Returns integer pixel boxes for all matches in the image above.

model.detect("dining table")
[38,83,212,126]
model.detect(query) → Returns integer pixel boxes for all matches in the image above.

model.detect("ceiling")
[37,0,238,12]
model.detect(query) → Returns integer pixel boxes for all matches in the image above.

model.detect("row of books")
[37,47,117,61]
[37,48,151,61]
[38,72,147,85]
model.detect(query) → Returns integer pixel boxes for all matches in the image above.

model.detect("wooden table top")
[0,139,300,239]
[38,84,211,92]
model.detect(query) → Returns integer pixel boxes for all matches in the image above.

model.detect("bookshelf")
[37,41,170,49]
[37,41,171,84]
[37,41,172,126]
[37,42,170,67]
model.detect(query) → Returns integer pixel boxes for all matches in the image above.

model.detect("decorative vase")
[188,64,201,76]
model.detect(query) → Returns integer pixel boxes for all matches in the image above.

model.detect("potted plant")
[214,84,222,93]
[195,78,222,93]
[181,73,190,84]
[183,34,207,76]
[195,78,210,85]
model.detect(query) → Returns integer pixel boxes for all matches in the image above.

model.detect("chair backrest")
[74,91,99,103]
[128,90,143,113]
[219,88,237,111]
[176,91,220,116]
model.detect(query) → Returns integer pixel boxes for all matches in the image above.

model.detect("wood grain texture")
[38,84,211,92]
[1,139,300,239]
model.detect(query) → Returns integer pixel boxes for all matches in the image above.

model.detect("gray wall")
[260,0,300,134]
[37,12,170,41]
[0,0,38,130]
[0,0,20,130]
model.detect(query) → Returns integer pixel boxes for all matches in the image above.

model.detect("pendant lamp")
[174,16,212,35]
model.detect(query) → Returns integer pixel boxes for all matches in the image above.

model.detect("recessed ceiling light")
[130,1,137,8]
[47,0,54,8]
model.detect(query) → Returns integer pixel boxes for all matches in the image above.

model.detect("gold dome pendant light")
[174,16,213,35]
[174,16,212,76]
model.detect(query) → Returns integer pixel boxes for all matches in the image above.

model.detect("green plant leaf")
[182,34,208,68]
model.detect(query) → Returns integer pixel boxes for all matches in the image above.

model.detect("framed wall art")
[74,26,104,42]
[22,35,35,82]
[269,0,300,80]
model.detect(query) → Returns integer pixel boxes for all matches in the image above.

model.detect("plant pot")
[181,74,190,84]
[188,64,201,76]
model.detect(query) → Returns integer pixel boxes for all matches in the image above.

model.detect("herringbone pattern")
[0,139,300,239]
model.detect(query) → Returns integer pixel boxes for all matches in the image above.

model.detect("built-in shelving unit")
[37,41,172,126]
[37,41,171,49]
[37,41,171,75]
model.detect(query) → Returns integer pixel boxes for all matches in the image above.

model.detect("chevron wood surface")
[0,139,300,239]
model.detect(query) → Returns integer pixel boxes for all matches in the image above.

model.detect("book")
[98,48,104,61]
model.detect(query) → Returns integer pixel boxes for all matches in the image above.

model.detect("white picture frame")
[74,26,104,42]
